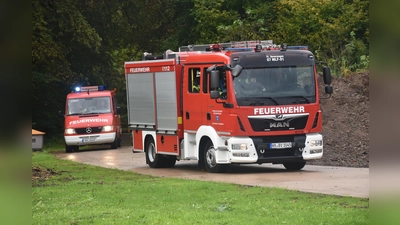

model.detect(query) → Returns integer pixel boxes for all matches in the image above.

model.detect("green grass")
[32,152,369,225]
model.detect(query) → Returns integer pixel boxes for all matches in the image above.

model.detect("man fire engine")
[62,85,122,153]
[124,40,332,173]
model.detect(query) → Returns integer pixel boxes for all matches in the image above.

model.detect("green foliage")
[272,0,369,77]
[192,0,240,43]
[341,31,369,77]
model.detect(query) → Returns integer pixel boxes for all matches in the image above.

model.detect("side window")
[202,68,208,93]
[112,96,118,113]
[188,68,201,93]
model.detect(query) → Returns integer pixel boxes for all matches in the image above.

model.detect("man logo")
[86,127,92,134]
[275,114,284,120]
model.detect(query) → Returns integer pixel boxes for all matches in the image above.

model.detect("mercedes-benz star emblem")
[86,127,92,134]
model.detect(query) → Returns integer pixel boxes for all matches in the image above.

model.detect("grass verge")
[32,151,368,224]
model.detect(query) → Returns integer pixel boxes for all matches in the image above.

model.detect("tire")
[203,140,225,173]
[111,136,118,149]
[283,162,306,171]
[65,144,73,153]
[145,138,163,168]
[163,155,176,168]
[117,136,122,147]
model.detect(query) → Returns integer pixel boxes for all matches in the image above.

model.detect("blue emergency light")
[225,48,253,52]
[73,84,108,93]
[287,46,308,50]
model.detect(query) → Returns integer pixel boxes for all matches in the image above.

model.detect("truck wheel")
[117,136,122,147]
[283,162,306,171]
[203,140,225,173]
[65,144,73,153]
[111,137,118,149]
[162,155,176,168]
[145,138,163,168]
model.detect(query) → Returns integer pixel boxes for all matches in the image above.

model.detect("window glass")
[202,68,208,93]
[188,68,201,93]
[67,97,111,115]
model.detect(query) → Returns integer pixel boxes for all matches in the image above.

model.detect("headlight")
[232,143,248,150]
[102,126,114,132]
[65,128,76,134]
[310,140,323,147]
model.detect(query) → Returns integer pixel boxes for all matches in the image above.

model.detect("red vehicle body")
[124,41,332,173]
[63,85,122,152]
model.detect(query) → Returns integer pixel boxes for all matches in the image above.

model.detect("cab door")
[182,67,203,132]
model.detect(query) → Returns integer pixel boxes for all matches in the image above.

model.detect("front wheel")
[111,136,118,149]
[203,141,225,173]
[65,144,73,153]
[283,162,306,171]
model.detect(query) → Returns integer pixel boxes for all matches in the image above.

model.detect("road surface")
[54,145,369,198]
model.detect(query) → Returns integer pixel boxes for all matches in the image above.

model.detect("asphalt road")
[54,145,369,198]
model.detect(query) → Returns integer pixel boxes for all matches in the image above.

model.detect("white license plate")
[82,136,97,143]
[270,142,292,149]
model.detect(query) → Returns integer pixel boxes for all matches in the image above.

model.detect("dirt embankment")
[308,72,369,168]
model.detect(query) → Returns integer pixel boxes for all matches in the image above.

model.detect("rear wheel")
[283,162,306,171]
[203,140,225,173]
[145,138,163,168]
[163,155,176,168]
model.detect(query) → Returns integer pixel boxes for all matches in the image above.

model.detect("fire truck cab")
[63,85,122,153]
[124,40,332,173]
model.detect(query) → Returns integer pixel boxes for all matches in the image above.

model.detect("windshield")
[234,66,316,106]
[67,97,111,115]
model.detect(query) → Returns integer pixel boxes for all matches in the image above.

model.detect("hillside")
[309,72,369,168]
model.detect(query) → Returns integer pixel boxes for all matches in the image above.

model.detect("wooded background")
[32,0,369,137]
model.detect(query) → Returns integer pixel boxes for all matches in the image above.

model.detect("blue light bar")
[74,84,108,93]
[225,48,253,52]
[287,46,308,50]
[98,84,108,91]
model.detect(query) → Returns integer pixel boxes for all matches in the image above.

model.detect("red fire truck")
[63,85,122,153]
[124,40,332,173]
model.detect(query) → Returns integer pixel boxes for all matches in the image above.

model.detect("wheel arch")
[195,126,225,160]
[142,131,157,153]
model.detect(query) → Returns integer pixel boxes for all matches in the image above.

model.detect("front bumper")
[65,132,116,146]
[215,133,323,164]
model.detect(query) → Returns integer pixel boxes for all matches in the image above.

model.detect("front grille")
[251,135,306,158]
[249,115,308,131]
[75,127,103,134]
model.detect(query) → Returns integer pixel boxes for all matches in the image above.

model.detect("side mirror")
[116,106,121,115]
[323,66,332,85]
[210,90,220,99]
[210,70,220,89]
[231,64,242,77]
[325,86,333,94]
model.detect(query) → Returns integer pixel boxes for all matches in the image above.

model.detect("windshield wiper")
[283,95,310,103]
[238,97,279,105]
[68,113,83,116]
[251,97,279,105]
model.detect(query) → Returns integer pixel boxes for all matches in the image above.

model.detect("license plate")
[270,142,292,149]
[82,136,97,143]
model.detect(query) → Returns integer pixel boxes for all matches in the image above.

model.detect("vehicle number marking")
[270,142,292,149]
